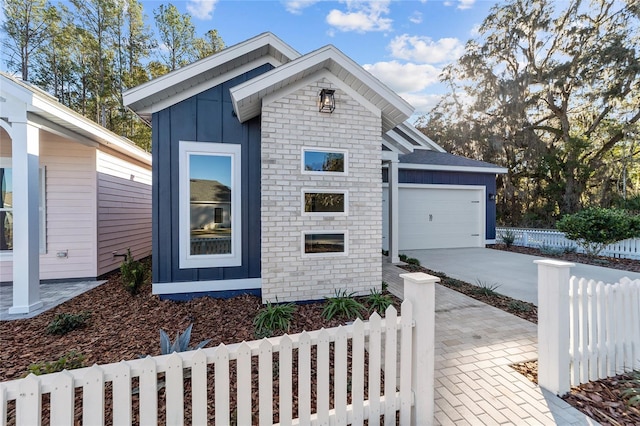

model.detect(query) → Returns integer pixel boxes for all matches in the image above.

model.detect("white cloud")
[186,0,219,20]
[389,34,464,64]
[470,24,481,36]
[326,1,392,33]
[363,60,440,93]
[399,93,443,117]
[282,0,319,14]
[457,0,475,9]
[409,11,423,24]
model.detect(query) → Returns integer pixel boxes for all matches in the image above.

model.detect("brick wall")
[261,78,382,302]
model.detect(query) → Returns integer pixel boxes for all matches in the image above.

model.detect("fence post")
[400,272,439,426]
[535,259,574,396]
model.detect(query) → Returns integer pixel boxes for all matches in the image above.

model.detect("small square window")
[302,148,347,175]
[303,232,347,256]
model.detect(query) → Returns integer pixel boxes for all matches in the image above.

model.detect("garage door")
[383,186,484,250]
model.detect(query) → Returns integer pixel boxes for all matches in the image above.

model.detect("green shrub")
[366,288,393,315]
[508,300,533,313]
[473,280,502,297]
[539,243,565,256]
[621,370,640,407]
[556,207,640,257]
[254,301,296,338]
[46,312,91,335]
[120,248,148,295]
[398,254,408,262]
[501,229,516,247]
[26,351,85,376]
[404,257,420,266]
[381,281,389,292]
[322,289,365,321]
[160,324,211,355]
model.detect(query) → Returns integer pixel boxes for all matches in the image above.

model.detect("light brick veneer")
[261,78,382,303]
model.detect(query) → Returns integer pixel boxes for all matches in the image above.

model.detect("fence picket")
[620,281,633,371]
[50,370,74,425]
[569,278,579,386]
[334,326,348,426]
[630,280,640,371]
[214,344,230,426]
[384,306,398,426]
[298,332,311,423]
[17,375,40,426]
[258,339,273,425]
[82,365,105,426]
[0,384,6,426]
[317,329,330,425]
[614,284,625,374]
[191,349,208,426]
[399,300,413,426]
[165,353,184,426]
[605,285,615,377]
[139,356,158,425]
[236,342,252,426]
[351,319,365,426]
[368,312,382,426]
[587,280,598,381]
[596,283,607,378]
[578,279,589,384]
[278,335,293,426]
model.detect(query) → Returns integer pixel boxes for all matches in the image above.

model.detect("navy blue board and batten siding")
[383,168,498,240]
[151,64,272,298]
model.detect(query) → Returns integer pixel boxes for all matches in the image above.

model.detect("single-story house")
[123,32,505,303]
[0,73,152,314]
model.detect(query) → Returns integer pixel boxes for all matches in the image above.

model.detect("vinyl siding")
[96,148,152,276]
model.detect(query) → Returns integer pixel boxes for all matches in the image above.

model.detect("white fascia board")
[399,162,508,174]
[384,129,415,153]
[123,32,300,110]
[381,150,398,162]
[231,44,413,125]
[397,122,446,153]
[29,94,151,166]
[381,139,404,154]
[261,69,382,119]
[27,113,98,148]
[143,57,282,117]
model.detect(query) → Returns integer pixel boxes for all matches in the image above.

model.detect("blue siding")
[152,64,272,285]
[382,168,498,240]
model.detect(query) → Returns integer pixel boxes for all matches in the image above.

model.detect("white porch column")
[388,157,400,263]
[9,121,42,314]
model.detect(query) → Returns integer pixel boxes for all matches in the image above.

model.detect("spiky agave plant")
[160,324,211,355]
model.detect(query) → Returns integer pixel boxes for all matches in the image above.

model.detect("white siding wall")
[261,78,382,303]
[96,149,151,275]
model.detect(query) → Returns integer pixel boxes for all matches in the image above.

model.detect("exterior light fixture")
[319,89,335,113]
[488,193,496,201]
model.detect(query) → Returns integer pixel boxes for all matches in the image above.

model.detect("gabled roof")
[383,121,446,154]
[230,44,414,133]
[1,73,151,165]
[398,150,507,174]
[123,32,300,122]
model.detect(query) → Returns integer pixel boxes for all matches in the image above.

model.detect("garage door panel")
[398,187,483,250]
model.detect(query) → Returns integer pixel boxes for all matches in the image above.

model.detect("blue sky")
[190,154,231,186]
[142,0,499,119]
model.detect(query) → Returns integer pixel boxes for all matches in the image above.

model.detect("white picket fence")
[496,227,640,260]
[0,273,438,426]
[536,260,640,396]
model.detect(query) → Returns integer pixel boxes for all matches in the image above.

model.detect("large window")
[179,142,241,269]
[301,148,348,175]
[0,160,46,255]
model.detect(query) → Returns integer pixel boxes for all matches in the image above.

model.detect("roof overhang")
[1,73,151,166]
[396,162,508,174]
[123,32,300,122]
[230,45,414,134]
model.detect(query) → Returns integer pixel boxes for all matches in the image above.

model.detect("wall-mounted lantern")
[318,89,335,113]
[488,193,496,201]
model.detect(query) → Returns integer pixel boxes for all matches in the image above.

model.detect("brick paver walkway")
[383,261,598,425]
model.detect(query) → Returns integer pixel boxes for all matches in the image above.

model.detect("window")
[179,142,241,269]
[0,160,46,255]
[302,190,347,215]
[302,148,348,175]
[302,231,347,256]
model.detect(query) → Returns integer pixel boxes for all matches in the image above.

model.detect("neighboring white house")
[0,73,152,314]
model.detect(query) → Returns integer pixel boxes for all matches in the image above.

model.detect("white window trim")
[178,141,242,269]
[0,158,46,259]
[301,188,348,217]
[301,147,349,176]
[301,230,349,258]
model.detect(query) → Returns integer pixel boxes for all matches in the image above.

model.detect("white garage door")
[383,186,484,250]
